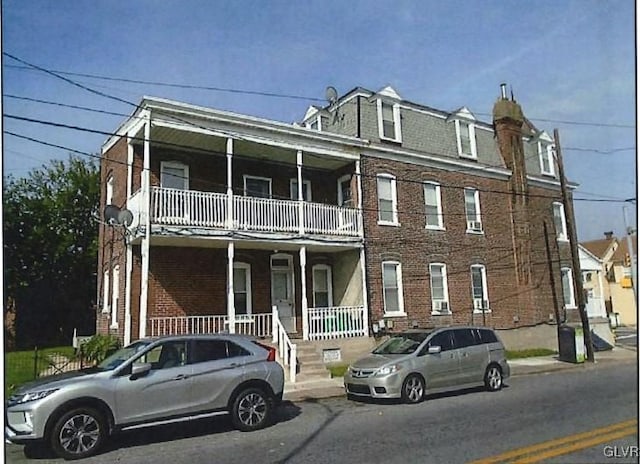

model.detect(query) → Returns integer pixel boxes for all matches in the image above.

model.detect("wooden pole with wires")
[554,128,595,362]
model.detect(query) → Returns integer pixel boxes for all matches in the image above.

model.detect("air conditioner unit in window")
[432,300,449,312]
[473,299,488,310]
[467,220,483,231]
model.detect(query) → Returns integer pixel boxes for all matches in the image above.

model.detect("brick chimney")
[604,231,614,240]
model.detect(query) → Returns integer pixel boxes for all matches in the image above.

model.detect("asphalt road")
[615,326,638,348]
[6,361,638,464]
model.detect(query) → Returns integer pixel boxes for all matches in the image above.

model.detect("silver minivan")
[344,326,510,403]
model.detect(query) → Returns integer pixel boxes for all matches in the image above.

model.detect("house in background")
[582,232,637,327]
[98,84,579,380]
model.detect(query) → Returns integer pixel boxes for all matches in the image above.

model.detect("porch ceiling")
[145,126,353,171]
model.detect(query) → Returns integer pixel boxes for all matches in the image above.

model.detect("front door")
[271,255,295,333]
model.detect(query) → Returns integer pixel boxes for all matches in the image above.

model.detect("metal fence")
[5,347,87,393]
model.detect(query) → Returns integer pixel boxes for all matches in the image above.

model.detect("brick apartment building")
[97,84,575,358]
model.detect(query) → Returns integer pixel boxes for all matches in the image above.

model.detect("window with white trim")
[244,175,272,198]
[290,179,312,201]
[233,262,252,316]
[471,265,490,312]
[307,116,320,131]
[382,261,404,315]
[464,188,483,232]
[377,174,399,225]
[455,120,477,158]
[553,202,568,241]
[102,270,110,313]
[312,264,333,308]
[161,161,189,190]
[429,263,450,314]
[561,267,576,308]
[337,175,353,207]
[424,182,444,229]
[377,100,402,142]
[538,142,555,176]
[106,176,114,205]
[111,265,120,328]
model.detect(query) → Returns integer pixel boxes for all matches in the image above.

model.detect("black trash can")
[558,324,585,363]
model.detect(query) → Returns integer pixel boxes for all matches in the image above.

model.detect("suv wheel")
[484,364,503,392]
[50,406,106,460]
[401,374,425,404]
[231,388,272,431]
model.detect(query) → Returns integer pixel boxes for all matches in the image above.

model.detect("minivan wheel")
[50,407,106,460]
[231,388,272,432]
[401,374,425,404]
[484,365,503,392]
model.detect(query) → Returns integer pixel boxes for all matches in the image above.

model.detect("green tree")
[4,155,100,349]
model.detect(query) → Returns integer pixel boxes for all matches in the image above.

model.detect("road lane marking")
[616,334,637,340]
[468,419,638,464]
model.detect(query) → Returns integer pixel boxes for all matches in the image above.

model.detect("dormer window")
[376,100,402,143]
[307,116,320,131]
[456,120,477,159]
[538,142,555,176]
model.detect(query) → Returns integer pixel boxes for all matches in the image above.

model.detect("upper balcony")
[128,187,362,239]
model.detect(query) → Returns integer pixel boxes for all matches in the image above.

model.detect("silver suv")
[345,326,510,403]
[6,334,284,460]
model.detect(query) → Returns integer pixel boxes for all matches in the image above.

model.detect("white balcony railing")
[144,187,361,237]
[148,313,273,338]
[308,305,367,340]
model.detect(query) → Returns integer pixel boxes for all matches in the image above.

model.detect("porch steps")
[291,339,333,383]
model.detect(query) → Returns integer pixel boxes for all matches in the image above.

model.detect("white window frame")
[243,175,272,198]
[312,264,333,308]
[306,116,321,131]
[106,176,114,205]
[471,264,490,313]
[538,142,556,176]
[110,265,120,329]
[289,178,312,201]
[424,182,444,230]
[553,202,568,241]
[429,263,451,315]
[464,188,483,233]
[376,99,402,143]
[561,267,576,309]
[233,262,252,316]
[337,174,353,207]
[377,173,399,226]
[455,119,478,159]
[382,261,405,316]
[160,161,189,190]
[102,270,110,314]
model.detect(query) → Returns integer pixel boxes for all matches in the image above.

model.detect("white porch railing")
[272,306,297,383]
[308,306,367,340]
[146,187,361,237]
[147,313,273,338]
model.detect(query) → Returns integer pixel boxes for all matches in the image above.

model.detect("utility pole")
[622,201,637,302]
[554,129,595,362]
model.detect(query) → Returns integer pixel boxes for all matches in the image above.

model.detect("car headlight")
[375,365,401,376]
[12,388,59,405]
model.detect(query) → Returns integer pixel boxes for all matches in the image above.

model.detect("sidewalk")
[283,345,637,403]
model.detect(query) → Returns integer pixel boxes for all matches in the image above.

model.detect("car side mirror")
[130,362,151,380]
[428,345,442,354]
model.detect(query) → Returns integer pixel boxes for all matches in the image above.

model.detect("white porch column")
[300,246,309,340]
[227,242,236,333]
[356,159,369,336]
[297,150,304,235]
[597,270,607,318]
[139,110,151,339]
[355,159,364,237]
[226,138,234,229]
[123,137,134,345]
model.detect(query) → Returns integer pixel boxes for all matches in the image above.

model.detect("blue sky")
[3,0,636,241]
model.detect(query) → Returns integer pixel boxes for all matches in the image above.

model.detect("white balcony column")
[359,247,370,337]
[227,242,236,333]
[139,110,152,339]
[226,138,234,229]
[123,243,133,345]
[300,246,309,340]
[297,150,304,235]
[355,159,364,237]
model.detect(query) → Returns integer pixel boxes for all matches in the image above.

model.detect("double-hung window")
[161,161,189,190]
[111,265,120,328]
[244,175,272,198]
[382,261,404,315]
[455,120,477,159]
[106,176,114,205]
[424,182,444,229]
[464,188,483,233]
[312,264,333,308]
[553,202,568,241]
[233,262,252,316]
[337,175,353,207]
[290,179,312,201]
[471,265,489,312]
[561,267,576,308]
[377,100,402,142]
[429,263,450,314]
[377,174,399,225]
[539,142,555,176]
[102,270,110,314]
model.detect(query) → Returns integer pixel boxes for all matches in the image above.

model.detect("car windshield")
[97,340,152,371]
[373,332,430,355]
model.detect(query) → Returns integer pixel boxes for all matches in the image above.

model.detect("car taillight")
[253,342,277,362]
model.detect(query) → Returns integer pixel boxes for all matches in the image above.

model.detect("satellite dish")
[118,209,134,227]
[104,205,121,225]
[325,86,338,105]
